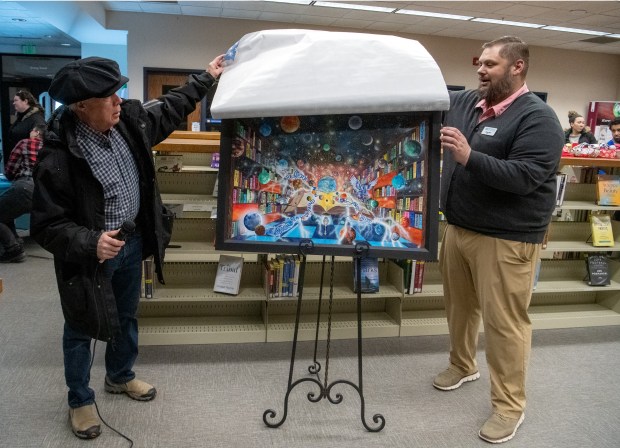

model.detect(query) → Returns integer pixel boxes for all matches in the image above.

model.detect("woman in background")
[564,110,597,145]
[5,90,45,163]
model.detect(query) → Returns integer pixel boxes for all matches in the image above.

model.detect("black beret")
[49,56,129,105]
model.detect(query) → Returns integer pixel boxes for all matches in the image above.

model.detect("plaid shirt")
[4,137,42,181]
[76,121,140,230]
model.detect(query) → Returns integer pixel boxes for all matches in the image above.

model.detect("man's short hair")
[610,118,620,128]
[482,36,529,77]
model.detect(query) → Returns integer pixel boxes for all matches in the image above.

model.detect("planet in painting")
[280,116,301,133]
[243,212,262,231]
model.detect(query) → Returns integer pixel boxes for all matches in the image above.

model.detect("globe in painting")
[243,212,262,231]
[258,170,270,184]
[403,139,423,159]
[392,173,406,190]
[317,176,337,193]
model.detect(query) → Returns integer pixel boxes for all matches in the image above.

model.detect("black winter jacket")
[31,72,216,342]
[5,107,46,162]
[563,129,597,145]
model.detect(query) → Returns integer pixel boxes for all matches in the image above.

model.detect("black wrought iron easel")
[263,240,385,432]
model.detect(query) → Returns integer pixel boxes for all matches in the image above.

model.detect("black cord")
[90,262,134,447]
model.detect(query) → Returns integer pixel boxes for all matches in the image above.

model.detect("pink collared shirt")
[476,83,529,124]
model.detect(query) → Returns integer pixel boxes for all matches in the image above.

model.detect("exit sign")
[22,44,36,55]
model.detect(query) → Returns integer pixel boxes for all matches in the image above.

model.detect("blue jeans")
[0,177,33,251]
[63,233,143,408]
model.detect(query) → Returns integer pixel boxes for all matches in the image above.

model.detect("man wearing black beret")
[31,54,224,439]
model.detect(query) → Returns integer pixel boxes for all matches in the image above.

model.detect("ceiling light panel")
[314,2,396,13]
[472,18,543,28]
[542,25,610,36]
[395,9,473,21]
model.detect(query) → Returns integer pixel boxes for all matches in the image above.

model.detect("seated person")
[607,118,620,147]
[0,124,45,262]
[565,110,596,145]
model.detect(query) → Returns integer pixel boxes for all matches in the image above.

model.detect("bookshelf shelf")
[139,316,266,345]
[266,312,400,343]
[145,286,267,302]
[154,139,220,153]
[559,157,620,168]
[138,133,620,346]
[400,303,620,337]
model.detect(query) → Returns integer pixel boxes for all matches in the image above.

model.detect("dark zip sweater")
[440,90,564,243]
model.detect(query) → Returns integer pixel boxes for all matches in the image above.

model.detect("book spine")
[144,256,154,299]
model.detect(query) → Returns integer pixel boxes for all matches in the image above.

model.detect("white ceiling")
[1,1,620,55]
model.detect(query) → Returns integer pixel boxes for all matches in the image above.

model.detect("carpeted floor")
[1,239,619,448]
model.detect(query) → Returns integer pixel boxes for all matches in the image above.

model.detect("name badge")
[481,126,497,136]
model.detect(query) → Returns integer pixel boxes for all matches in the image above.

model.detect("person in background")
[0,124,45,262]
[31,54,224,440]
[607,117,620,147]
[564,110,596,144]
[5,90,46,163]
[437,36,564,443]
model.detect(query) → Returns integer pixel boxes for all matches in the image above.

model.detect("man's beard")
[477,70,513,105]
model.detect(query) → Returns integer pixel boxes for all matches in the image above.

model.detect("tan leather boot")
[69,404,101,439]
[105,376,157,401]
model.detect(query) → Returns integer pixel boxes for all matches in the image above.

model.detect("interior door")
[144,69,204,131]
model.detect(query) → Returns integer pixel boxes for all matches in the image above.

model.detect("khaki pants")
[439,224,540,418]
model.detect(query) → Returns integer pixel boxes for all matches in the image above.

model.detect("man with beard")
[434,36,563,443]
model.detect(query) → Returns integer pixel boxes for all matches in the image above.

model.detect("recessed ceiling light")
[472,18,544,28]
[314,1,396,13]
[542,25,609,36]
[61,43,71,47]
[396,9,473,21]
[269,0,312,4]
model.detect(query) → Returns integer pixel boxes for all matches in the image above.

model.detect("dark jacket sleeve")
[142,71,216,146]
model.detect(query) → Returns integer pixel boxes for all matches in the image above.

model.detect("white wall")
[107,12,620,125]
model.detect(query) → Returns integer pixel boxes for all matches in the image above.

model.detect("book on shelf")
[354,257,380,293]
[154,154,183,172]
[590,213,615,247]
[260,254,301,298]
[585,255,610,286]
[210,152,220,169]
[213,255,244,295]
[212,177,219,197]
[596,174,620,206]
[393,259,412,293]
[143,256,154,299]
[556,172,567,206]
[414,260,425,293]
